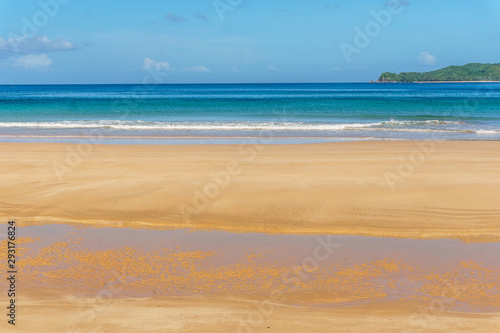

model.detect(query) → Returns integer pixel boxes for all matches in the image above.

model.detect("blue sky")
[0,0,499,84]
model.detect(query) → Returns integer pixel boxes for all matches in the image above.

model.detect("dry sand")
[1,141,499,239]
[4,296,499,333]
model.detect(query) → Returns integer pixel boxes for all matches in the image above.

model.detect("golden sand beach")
[1,141,499,239]
[1,141,499,332]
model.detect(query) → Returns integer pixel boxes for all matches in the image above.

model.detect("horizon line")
[0,81,374,86]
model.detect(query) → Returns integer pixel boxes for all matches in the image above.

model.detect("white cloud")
[418,51,436,65]
[269,65,283,72]
[143,58,171,71]
[13,53,52,69]
[185,65,211,73]
[0,36,77,54]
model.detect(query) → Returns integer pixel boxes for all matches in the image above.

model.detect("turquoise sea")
[1,82,500,144]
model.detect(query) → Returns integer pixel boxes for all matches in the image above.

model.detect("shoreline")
[0,135,499,146]
[2,141,499,240]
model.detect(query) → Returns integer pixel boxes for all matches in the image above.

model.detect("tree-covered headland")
[377,63,500,82]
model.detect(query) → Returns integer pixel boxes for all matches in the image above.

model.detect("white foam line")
[0,119,497,134]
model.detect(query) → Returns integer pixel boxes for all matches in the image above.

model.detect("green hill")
[377,63,500,83]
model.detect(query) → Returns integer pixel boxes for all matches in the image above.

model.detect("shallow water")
[3,224,499,312]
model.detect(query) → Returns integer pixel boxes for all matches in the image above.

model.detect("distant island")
[376,63,500,83]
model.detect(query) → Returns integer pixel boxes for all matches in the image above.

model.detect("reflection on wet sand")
[3,225,499,313]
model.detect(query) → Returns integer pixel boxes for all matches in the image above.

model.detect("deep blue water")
[1,83,500,143]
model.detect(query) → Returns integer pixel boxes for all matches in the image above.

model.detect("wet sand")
[4,226,500,306]
[1,225,499,332]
